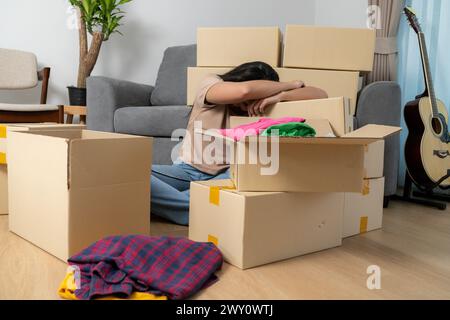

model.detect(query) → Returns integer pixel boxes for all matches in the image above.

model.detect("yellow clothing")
[58,271,167,301]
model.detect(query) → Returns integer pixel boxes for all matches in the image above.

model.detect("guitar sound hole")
[432,117,443,135]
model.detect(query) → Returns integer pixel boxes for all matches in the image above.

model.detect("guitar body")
[404,97,450,189]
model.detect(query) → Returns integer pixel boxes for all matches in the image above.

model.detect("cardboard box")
[365,140,385,179]
[276,68,360,116]
[197,27,281,67]
[189,180,344,269]
[8,129,152,261]
[0,166,7,215]
[0,125,6,163]
[264,97,353,137]
[0,123,86,164]
[0,124,86,215]
[343,178,385,238]
[187,67,359,115]
[199,121,400,193]
[283,25,376,72]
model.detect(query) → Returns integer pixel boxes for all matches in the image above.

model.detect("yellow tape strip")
[209,186,236,206]
[209,187,221,206]
[362,180,371,196]
[0,125,7,139]
[208,235,219,246]
[0,152,6,165]
[360,216,368,234]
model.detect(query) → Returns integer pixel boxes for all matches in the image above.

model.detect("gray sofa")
[87,44,401,200]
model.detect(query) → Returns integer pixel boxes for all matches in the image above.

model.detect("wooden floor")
[1,200,450,300]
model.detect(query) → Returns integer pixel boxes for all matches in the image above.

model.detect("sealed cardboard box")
[0,125,7,215]
[199,121,400,193]
[0,124,86,215]
[0,166,7,215]
[8,129,152,261]
[197,27,281,67]
[189,180,343,269]
[187,67,359,115]
[276,68,360,116]
[0,125,6,162]
[343,178,385,238]
[283,25,376,72]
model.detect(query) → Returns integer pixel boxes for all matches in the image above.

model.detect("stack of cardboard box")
[188,26,399,269]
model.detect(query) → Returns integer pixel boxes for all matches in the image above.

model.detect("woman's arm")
[247,86,328,116]
[279,86,328,101]
[205,80,303,105]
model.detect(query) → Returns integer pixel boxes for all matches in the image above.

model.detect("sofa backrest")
[151,44,197,106]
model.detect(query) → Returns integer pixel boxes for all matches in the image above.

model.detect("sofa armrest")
[355,81,402,197]
[87,76,154,132]
[356,81,401,127]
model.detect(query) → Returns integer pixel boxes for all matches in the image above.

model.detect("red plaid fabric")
[68,235,223,300]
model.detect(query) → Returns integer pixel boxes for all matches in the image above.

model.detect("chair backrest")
[0,48,38,90]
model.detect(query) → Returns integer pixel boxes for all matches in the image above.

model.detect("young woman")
[151,61,328,225]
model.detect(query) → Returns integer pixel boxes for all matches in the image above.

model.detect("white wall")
[0,0,315,105]
[315,0,369,28]
[0,0,368,105]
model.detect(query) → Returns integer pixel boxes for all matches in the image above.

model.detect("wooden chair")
[0,48,63,123]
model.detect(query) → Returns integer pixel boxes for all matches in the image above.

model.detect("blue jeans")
[151,161,230,225]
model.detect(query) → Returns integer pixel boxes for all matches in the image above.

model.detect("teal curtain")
[397,0,449,185]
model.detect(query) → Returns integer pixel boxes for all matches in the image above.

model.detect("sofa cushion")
[114,106,192,137]
[151,44,197,106]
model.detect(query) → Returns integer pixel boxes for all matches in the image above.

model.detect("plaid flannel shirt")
[68,235,223,300]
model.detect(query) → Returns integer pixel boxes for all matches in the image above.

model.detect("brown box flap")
[343,125,402,139]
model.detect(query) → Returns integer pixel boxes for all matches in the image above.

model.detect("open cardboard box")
[197,119,400,193]
[189,179,344,269]
[0,124,86,215]
[7,129,152,261]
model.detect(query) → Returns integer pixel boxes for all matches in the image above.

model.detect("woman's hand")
[288,80,306,90]
[247,92,283,117]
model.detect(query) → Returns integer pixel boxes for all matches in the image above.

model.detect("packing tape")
[208,235,219,246]
[209,185,236,206]
[360,216,368,234]
[0,152,6,165]
[362,180,371,196]
[0,125,6,139]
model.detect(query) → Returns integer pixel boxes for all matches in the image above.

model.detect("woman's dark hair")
[219,61,279,82]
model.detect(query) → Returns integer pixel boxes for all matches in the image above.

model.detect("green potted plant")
[68,0,132,106]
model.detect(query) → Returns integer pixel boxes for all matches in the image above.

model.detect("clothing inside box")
[229,117,337,138]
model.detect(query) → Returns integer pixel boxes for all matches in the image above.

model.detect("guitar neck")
[418,32,439,117]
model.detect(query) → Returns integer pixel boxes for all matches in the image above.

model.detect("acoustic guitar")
[404,7,450,190]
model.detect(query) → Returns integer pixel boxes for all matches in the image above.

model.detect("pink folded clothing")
[219,117,306,141]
